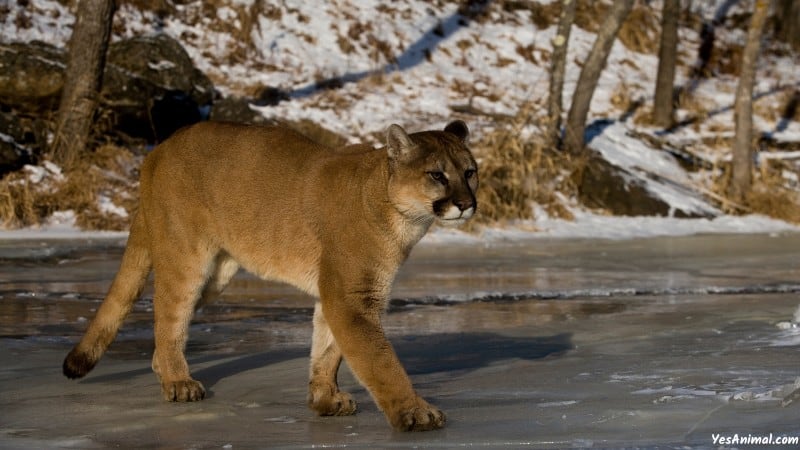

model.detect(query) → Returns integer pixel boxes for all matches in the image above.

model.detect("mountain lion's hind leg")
[308,302,357,416]
[150,245,217,402]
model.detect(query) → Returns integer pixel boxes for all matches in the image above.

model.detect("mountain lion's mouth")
[437,216,471,227]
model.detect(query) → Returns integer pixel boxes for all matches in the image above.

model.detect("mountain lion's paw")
[309,389,357,416]
[391,397,446,431]
[162,379,206,402]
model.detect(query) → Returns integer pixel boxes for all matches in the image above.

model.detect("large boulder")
[103,34,216,143]
[0,35,216,149]
[210,96,271,124]
[579,152,675,217]
[0,41,65,112]
[209,86,288,124]
[0,42,60,175]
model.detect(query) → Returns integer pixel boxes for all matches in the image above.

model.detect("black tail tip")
[63,349,95,379]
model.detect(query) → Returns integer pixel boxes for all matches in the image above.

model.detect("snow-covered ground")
[1,209,796,242]
[2,0,799,239]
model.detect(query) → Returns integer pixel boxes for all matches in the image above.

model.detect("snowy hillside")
[2,0,800,236]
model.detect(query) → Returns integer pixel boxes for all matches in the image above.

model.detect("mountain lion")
[63,120,478,431]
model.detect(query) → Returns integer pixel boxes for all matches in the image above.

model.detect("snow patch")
[97,195,129,218]
[147,60,176,71]
[22,160,63,184]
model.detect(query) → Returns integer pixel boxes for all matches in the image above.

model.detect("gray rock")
[579,152,683,217]
[0,35,217,146]
[0,111,36,176]
[104,34,214,108]
[210,96,273,124]
[0,41,65,112]
[102,33,216,143]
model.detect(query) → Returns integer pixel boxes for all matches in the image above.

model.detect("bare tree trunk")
[563,0,634,155]
[547,0,577,149]
[729,0,770,202]
[50,0,116,168]
[652,0,680,127]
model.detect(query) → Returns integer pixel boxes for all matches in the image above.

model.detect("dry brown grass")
[609,81,638,111]
[469,105,576,227]
[515,43,538,64]
[618,4,660,54]
[709,42,744,76]
[755,88,800,124]
[710,159,800,223]
[526,0,561,29]
[0,145,140,230]
[530,0,656,53]
[575,0,610,33]
[676,89,712,129]
[745,161,800,223]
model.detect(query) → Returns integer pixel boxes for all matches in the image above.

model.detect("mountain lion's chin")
[437,217,469,228]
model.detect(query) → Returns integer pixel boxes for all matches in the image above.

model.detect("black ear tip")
[444,120,469,141]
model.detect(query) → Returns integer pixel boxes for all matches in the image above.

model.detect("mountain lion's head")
[386,121,478,227]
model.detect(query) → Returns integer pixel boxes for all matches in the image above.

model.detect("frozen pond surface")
[1,233,799,448]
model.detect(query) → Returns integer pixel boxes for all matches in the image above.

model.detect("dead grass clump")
[515,43,538,63]
[471,110,576,226]
[744,162,800,223]
[755,88,800,124]
[472,130,535,224]
[711,160,800,223]
[709,42,744,76]
[675,89,711,128]
[337,34,356,54]
[526,0,561,29]
[0,145,140,230]
[618,4,660,54]
[575,0,610,33]
[745,183,800,223]
[607,80,646,123]
[73,145,140,230]
[117,0,173,15]
[0,173,38,228]
[632,107,655,126]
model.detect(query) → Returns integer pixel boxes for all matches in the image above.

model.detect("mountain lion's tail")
[63,212,151,379]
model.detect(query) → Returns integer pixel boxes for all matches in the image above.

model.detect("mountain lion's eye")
[428,171,448,185]
[465,169,476,179]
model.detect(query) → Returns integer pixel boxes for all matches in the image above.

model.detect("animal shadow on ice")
[394,332,573,375]
[78,332,572,396]
[190,332,573,387]
[195,331,574,388]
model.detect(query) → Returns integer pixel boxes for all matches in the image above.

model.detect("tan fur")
[63,120,478,431]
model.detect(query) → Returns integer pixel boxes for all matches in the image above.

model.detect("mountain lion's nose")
[455,198,475,212]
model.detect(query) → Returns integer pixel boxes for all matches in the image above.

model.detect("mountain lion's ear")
[444,120,469,143]
[386,124,416,161]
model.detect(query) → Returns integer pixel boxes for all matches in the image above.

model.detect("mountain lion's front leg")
[308,302,357,416]
[318,268,445,431]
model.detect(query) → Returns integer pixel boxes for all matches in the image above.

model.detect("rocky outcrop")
[578,152,705,218]
[209,86,288,124]
[0,41,65,113]
[103,34,215,143]
[0,34,217,172]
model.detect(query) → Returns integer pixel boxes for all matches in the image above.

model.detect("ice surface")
[1,233,799,447]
